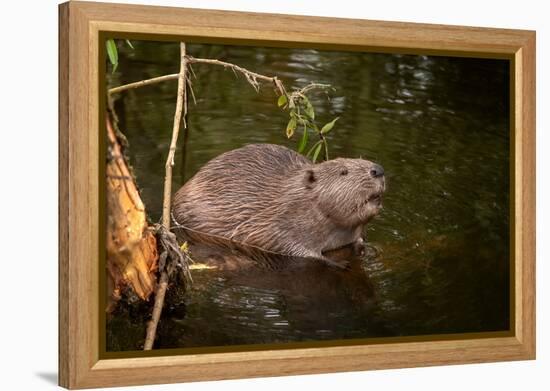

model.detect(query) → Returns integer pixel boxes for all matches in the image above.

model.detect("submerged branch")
[143,225,193,348]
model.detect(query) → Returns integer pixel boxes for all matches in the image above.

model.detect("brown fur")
[172,143,385,268]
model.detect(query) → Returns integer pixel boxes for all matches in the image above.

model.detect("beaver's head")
[303,157,386,226]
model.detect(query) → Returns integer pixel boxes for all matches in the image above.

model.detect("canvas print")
[104,39,510,353]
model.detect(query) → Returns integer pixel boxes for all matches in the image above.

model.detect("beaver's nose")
[370,164,384,178]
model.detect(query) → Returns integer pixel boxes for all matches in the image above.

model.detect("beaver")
[172,143,385,269]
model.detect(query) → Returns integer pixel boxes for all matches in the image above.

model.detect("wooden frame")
[59,1,536,389]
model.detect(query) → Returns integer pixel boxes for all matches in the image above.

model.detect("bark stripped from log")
[106,113,158,313]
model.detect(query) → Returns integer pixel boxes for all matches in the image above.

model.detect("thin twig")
[289,83,333,104]
[188,63,197,79]
[143,42,187,351]
[186,78,197,105]
[185,56,275,82]
[297,83,332,95]
[108,73,180,95]
[185,56,286,96]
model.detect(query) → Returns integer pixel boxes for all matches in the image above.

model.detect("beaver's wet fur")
[172,143,385,269]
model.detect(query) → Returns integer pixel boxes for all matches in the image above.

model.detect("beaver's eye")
[340,168,348,176]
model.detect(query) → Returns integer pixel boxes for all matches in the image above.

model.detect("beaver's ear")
[303,169,316,189]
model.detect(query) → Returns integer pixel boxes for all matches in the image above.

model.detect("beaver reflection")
[227,247,377,309]
[153,243,385,349]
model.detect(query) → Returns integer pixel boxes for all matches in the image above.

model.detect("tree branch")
[108,56,287,97]
[143,42,187,351]
[162,47,187,227]
[185,56,286,96]
[108,73,180,95]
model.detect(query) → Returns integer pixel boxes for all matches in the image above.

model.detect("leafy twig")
[107,51,340,162]
[281,85,340,162]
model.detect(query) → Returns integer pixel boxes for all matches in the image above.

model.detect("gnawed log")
[106,113,158,313]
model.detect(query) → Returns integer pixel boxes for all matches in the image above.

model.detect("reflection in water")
[106,41,510,351]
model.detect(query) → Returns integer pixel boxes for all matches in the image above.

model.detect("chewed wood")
[58,1,536,389]
[105,114,158,309]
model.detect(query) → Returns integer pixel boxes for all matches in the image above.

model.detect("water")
[106,41,510,351]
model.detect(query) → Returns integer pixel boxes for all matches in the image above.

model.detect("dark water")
[106,40,510,351]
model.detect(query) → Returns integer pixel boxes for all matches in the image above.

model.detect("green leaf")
[320,117,339,134]
[302,96,315,119]
[298,126,309,153]
[306,140,322,158]
[277,94,288,107]
[106,39,118,73]
[312,143,323,163]
[286,117,297,138]
[125,39,134,49]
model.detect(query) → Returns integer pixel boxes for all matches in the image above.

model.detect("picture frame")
[58,1,536,389]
